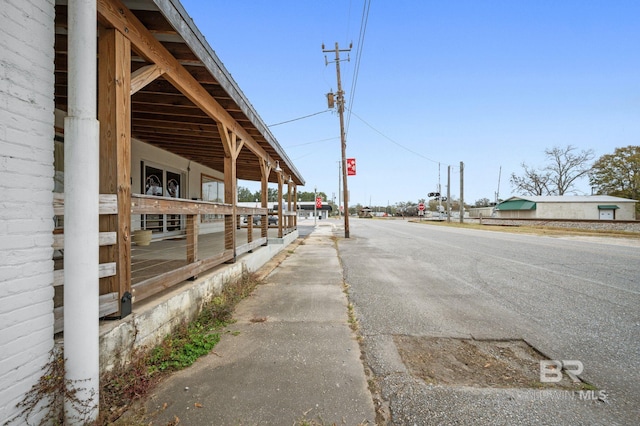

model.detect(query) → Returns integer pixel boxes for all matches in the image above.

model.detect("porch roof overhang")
[54,0,304,186]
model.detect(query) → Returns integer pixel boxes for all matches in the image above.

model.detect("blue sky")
[181,0,640,206]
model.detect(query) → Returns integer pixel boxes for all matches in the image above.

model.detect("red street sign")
[315,197,322,209]
[418,203,425,211]
[347,158,356,176]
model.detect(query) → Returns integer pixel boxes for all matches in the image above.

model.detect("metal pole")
[314,186,317,226]
[447,165,451,223]
[460,161,465,223]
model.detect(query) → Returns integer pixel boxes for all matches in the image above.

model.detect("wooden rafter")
[96,0,273,164]
[130,64,165,95]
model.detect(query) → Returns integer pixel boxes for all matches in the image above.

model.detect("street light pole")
[314,186,317,226]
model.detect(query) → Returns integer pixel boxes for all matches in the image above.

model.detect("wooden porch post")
[219,123,243,260]
[98,26,131,317]
[260,158,271,243]
[277,172,284,238]
[287,178,292,231]
[293,186,298,229]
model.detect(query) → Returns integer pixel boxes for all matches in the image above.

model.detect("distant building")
[495,196,637,220]
[297,201,333,220]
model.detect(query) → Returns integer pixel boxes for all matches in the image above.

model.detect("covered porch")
[54,0,304,333]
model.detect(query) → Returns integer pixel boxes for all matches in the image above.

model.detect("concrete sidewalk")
[143,223,376,425]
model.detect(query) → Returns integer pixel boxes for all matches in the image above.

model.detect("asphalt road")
[336,218,640,425]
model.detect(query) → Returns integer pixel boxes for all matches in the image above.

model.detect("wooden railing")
[53,193,284,332]
[130,194,267,303]
[52,193,120,333]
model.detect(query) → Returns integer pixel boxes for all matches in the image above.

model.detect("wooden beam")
[53,193,117,216]
[54,291,120,334]
[131,250,234,303]
[53,232,117,250]
[277,172,284,238]
[186,214,198,265]
[98,27,132,317]
[97,0,271,162]
[130,64,165,95]
[54,262,117,287]
[260,158,271,240]
[131,194,233,215]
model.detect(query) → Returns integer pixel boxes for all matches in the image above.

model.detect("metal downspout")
[63,0,100,422]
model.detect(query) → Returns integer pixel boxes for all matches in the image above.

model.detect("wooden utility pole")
[323,42,351,238]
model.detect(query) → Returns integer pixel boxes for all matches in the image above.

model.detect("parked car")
[243,215,278,225]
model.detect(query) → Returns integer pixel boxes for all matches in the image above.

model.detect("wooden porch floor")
[131,227,282,284]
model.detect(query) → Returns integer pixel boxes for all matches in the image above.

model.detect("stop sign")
[418,203,425,211]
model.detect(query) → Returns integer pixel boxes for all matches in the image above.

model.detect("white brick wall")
[0,0,56,424]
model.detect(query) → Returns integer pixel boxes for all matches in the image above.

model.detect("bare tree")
[510,145,594,196]
[543,145,594,195]
[510,163,551,195]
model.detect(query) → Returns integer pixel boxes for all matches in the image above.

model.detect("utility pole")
[438,163,442,219]
[459,161,464,223]
[323,42,351,238]
[447,165,451,223]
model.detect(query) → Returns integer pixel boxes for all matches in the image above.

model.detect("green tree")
[589,145,640,211]
[237,186,254,202]
[297,191,328,202]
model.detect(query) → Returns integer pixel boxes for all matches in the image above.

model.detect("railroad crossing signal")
[428,192,440,198]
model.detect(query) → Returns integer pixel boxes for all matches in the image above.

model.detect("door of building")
[599,209,614,220]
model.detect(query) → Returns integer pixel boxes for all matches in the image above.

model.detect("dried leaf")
[194,402,203,408]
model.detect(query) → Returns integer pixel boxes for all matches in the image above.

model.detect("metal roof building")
[495,196,637,220]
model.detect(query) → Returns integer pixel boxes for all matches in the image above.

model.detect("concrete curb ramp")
[144,224,376,424]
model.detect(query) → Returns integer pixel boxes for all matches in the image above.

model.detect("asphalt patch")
[394,336,586,389]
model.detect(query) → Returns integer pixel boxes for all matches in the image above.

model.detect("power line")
[346,107,443,165]
[285,136,339,148]
[345,0,371,137]
[267,110,330,127]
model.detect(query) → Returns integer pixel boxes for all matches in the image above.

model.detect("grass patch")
[99,272,260,424]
